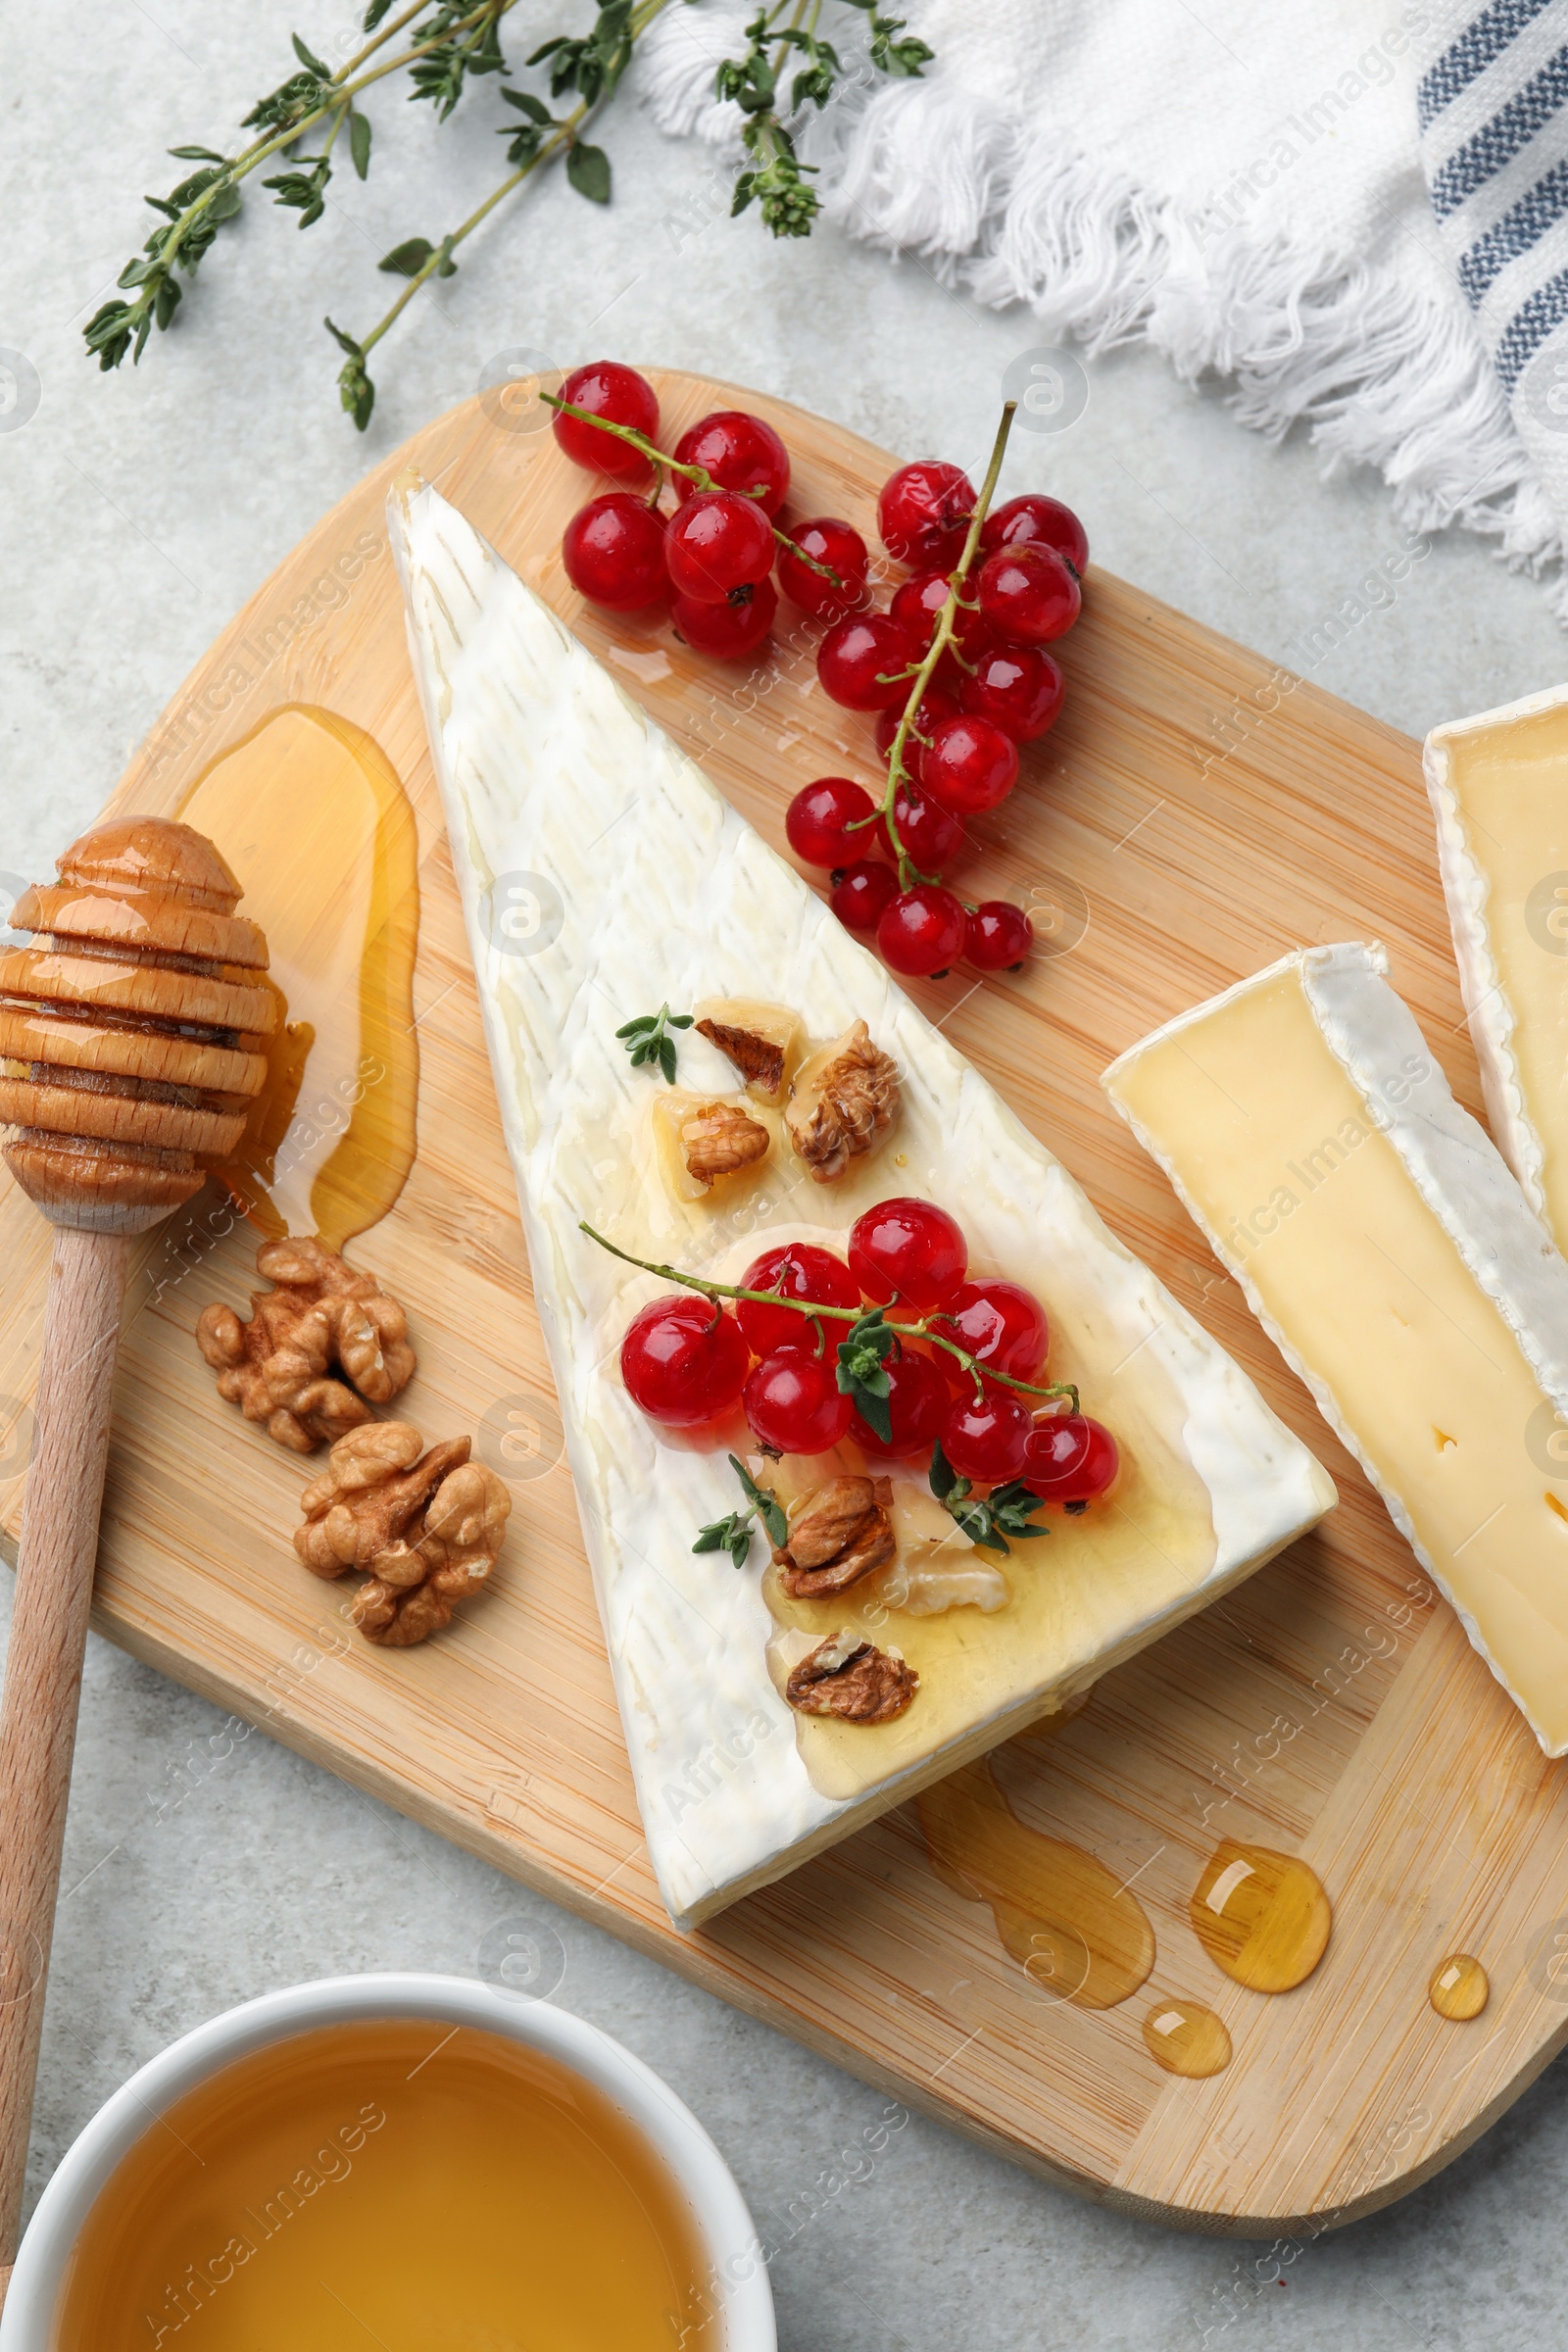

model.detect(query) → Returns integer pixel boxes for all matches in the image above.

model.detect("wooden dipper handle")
[0,816,273,2298]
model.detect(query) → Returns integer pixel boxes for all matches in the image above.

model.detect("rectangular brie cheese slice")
[393,480,1336,1929]
[1426,685,1568,1246]
[1104,941,1568,1754]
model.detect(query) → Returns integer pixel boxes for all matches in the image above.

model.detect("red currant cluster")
[549,366,1087,986]
[618,1197,1118,1506]
[790,458,1087,980]
[554,360,858,660]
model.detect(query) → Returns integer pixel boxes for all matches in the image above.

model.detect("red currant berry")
[885,785,962,874]
[1023,1413,1120,1503]
[561,494,666,612]
[874,687,958,785]
[977,543,1081,645]
[967,901,1034,970]
[744,1348,854,1454]
[933,1278,1048,1389]
[980,493,1089,578]
[942,1390,1032,1483]
[665,490,775,605]
[672,576,777,660]
[738,1244,860,1355]
[786,778,879,868]
[878,460,976,568]
[674,410,790,514]
[849,1349,950,1459]
[922,715,1019,815]
[776,516,869,619]
[817,613,918,711]
[889,570,990,660]
[849,1197,967,1312]
[959,643,1064,743]
[830,858,898,932]
[620,1296,749,1428]
[877,884,969,977]
[553,362,660,476]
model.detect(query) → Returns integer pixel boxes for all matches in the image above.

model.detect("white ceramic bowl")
[1,1972,774,2350]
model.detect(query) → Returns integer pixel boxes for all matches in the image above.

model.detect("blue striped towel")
[1418,2,1568,555]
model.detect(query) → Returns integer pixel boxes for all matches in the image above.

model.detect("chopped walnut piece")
[196,1237,416,1453]
[785,1631,918,1723]
[785,1020,900,1182]
[695,1018,786,1100]
[293,1422,511,1646]
[775,1473,897,1597]
[681,1101,770,1188]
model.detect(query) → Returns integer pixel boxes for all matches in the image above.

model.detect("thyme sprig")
[87,2,940,426]
[694,1453,789,1568]
[577,1222,1080,1427]
[616,1003,693,1085]
[719,2,932,237]
[928,1442,1049,1555]
[541,394,845,588]
[863,400,1019,891]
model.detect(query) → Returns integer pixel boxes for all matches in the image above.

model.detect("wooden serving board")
[4,368,1565,2235]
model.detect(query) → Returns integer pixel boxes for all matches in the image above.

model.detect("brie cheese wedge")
[1105,941,1568,1755]
[392,480,1336,1929]
[1425,684,1568,1246]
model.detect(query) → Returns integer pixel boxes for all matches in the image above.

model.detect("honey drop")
[1142,1997,1232,2078]
[1429,1952,1488,2021]
[918,1760,1155,2011]
[1190,1840,1330,1993]
[177,705,419,1250]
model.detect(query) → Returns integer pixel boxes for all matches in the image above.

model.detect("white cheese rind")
[1423,687,1568,1232]
[1103,941,1568,1752]
[393,481,1336,1926]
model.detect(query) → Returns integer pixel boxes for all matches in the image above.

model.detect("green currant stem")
[541,393,845,588]
[879,400,1018,890]
[578,1221,1079,1411]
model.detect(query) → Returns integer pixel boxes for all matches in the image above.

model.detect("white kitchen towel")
[1418,2,1568,596]
[639,0,1568,612]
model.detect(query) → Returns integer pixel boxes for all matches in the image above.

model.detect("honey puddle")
[917,1759,1155,2009]
[50,2018,717,2350]
[1142,1998,1232,2078]
[177,705,419,1250]
[1191,1840,1331,1993]
[1430,1952,1489,2021]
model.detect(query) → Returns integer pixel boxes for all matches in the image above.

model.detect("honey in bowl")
[51,2018,719,2349]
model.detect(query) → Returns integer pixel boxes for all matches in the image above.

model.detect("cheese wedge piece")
[392,480,1336,1929]
[1104,940,1568,1755]
[1426,684,1568,1246]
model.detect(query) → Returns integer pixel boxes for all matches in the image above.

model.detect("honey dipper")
[0,816,273,2297]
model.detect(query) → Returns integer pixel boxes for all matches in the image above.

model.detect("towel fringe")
[637,17,1565,593]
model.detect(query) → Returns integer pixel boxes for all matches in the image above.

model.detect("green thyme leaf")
[616,1004,692,1085]
[292,32,333,78]
[729,1454,788,1548]
[566,140,612,204]
[169,145,227,163]
[380,236,436,276]
[694,1455,787,1568]
[694,1512,754,1571]
[928,1443,1048,1554]
[350,110,373,179]
[835,1308,897,1442]
[502,87,554,123]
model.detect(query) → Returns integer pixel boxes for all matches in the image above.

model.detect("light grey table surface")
[4,8,1568,2348]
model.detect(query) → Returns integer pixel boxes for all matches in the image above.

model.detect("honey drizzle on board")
[917,1758,1156,2009]
[49,2018,717,2350]
[1190,1840,1332,1993]
[1142,1999,1233,2078]
[176,705,419,1252]
[1429,1952,1489,2020]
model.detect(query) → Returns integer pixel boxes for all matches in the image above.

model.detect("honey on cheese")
[1427,685,1568,1248]
[1105,942,1568,1756]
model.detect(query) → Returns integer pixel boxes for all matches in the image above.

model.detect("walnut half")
[775,1474,896,1598]
[681,1101,770,1189]
[196,1237,416,1453]
[785,1630,918,1723]
[293,1421,511,1646]
[785,1021,900,1182]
